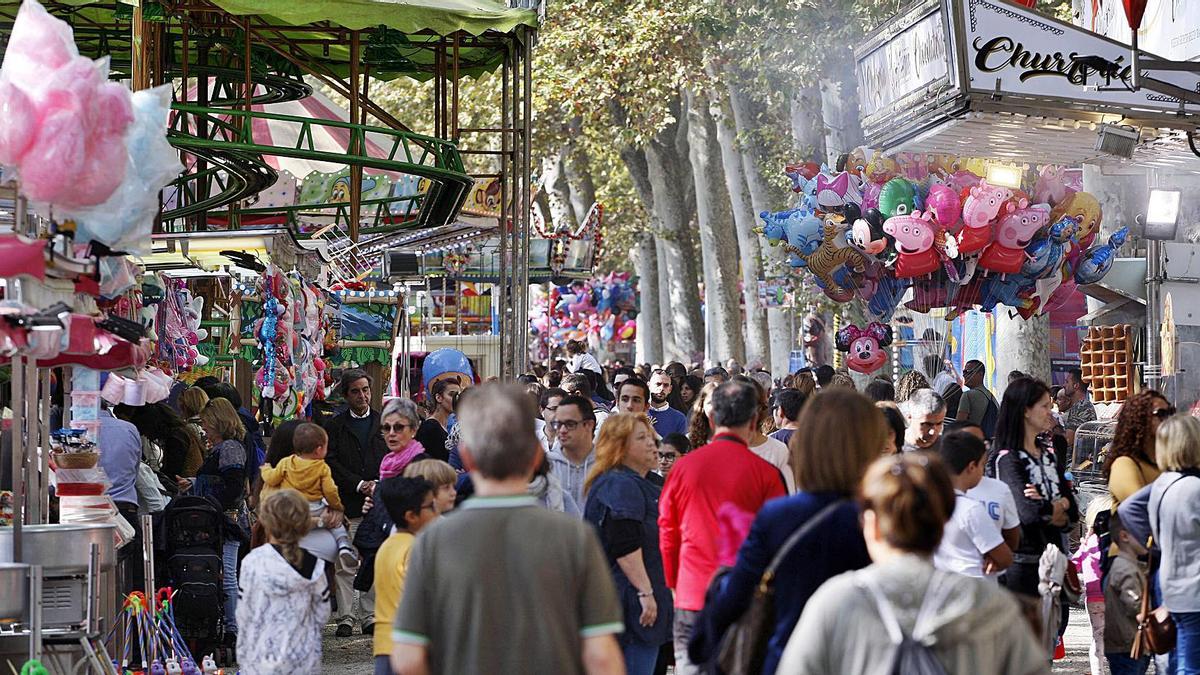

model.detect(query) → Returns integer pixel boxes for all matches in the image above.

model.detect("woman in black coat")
[988,377,1075,597]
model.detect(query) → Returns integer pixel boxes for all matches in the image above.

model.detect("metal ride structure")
[0,0,537,378]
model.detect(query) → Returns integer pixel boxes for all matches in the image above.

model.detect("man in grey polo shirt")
[391,383,623,675]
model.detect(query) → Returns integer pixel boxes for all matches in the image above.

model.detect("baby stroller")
[160,495,229,663]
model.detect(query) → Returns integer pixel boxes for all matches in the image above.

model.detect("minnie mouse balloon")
[835,322,893,374]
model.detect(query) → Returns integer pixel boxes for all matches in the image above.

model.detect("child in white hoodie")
[236,489,331,674]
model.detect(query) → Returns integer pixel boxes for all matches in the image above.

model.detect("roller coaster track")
[164,104,471,231]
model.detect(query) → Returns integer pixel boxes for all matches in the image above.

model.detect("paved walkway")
[321,605,1098,673]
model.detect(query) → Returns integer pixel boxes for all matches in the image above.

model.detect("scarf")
[379,438,426,479]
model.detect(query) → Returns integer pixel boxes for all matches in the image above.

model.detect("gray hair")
[750,371,773,395]
[899,389,946,419]
[381,397,421,427]
[457,383,540,480]
[710,379,760,427]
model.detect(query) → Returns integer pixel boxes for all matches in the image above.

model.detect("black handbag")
[715,499,846,675]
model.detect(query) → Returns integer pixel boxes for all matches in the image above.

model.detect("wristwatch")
[637,591,653,598]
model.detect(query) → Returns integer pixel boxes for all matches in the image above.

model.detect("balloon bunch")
[0,1,179,251]
[148,275,209,372]
[759,151,1123,321]
[529,273,638,350]
[252,266,327,416]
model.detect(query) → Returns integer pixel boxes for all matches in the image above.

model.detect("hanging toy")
[835,322,893,374]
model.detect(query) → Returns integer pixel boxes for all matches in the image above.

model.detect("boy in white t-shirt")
[933,430,1013,578]
[956,422,1021,551]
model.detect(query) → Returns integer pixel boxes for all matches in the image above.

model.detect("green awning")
[211,0,536,37]
[0,0,536,81]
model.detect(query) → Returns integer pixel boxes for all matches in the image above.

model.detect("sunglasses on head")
[1152,407,1177,419]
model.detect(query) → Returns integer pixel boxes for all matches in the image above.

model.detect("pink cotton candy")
[20,93,86,203]
[90,81,134,137]
[0,80,37,165]
[66,133,127,208]
[1,0,79,88]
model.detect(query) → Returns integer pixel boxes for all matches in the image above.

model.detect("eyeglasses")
[550,419,583,431]
[542,404,559,412]
[657,452,678,461]
[1152,407,1177,420]
[381,423,413,434]
[420,502,437,513]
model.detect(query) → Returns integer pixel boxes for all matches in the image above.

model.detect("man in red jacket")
[658,379,788,674]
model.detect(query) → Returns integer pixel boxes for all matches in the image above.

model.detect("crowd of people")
[91,345,1200,675]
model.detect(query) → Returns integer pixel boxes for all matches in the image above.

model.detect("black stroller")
[160,495,230,663]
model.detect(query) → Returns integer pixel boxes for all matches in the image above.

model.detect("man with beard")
[647,370,688,438]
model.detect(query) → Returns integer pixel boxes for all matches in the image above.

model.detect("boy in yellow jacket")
[261,422,359,568]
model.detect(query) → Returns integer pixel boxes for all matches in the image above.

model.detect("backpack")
[859,571,951,675]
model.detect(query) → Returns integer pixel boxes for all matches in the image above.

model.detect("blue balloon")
[1074,227,1129,285]
[422,348,475,391]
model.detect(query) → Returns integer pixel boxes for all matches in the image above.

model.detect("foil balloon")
[422,348,476,392]
[977,201,1051,275]
[878,177,918,218]
[925,183,962,232]
[883,210,941,278]
[1051,191,1104,256]
[1074,227,1129,285]
[957,181,1015,255]
[1022,216,1079,279]
[835,322,893,374]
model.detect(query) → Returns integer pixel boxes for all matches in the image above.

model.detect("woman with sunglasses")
[378,398,429,480]
[1105,389,1173,508]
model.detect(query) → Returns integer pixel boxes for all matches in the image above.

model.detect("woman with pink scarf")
[378,398,428,479]
[351,397,428,596]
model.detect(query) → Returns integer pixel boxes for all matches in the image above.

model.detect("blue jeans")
[1177,611,1200,675]
[223,539,239,635]
[373,655,394,675]
[622,640,660,675]
[1106,653,1150,675]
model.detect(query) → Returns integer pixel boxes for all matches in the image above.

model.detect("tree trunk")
[686,88,744,365]
[655,237,679,362]
[790,85,826,162]
[632,234,663,365]
[727,74,792,375]
[644,94,705,363]
[709,86,770,366]
[541,147,579,231]
[564,116,598,223]
[819,50,865,167]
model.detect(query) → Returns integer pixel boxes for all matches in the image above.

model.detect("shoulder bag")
[1131,473,1193,658]
[716,499,846,675]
